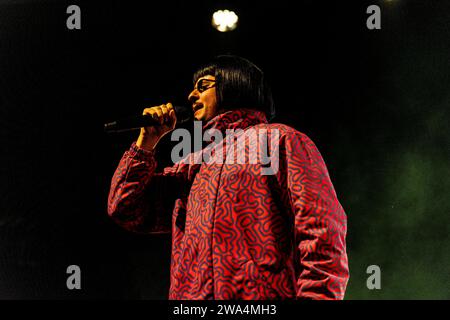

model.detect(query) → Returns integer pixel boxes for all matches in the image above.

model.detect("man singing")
[108,55,349,299]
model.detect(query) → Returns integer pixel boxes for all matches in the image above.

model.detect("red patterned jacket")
[108,108,349,300]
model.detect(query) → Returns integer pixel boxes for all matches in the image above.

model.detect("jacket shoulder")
[253,122,311,141]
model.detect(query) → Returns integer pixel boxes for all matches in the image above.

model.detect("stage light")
[212,10,238,32]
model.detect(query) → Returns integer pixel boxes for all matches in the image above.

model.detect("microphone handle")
[104,115,159,133]
[104,105,192,133]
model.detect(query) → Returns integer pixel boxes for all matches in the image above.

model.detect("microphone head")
[173,105,193,124]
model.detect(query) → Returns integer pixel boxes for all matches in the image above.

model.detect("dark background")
[0,0,448,299]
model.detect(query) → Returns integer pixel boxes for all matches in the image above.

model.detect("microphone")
[104,105,193,133]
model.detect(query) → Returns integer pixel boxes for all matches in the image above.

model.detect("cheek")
[207,91,218,110]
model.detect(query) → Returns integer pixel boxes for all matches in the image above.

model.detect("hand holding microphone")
[136,103,178,151]
[104,103,193,152]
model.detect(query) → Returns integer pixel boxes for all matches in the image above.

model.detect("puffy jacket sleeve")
[107,142,188,234]
[282,132,349,300]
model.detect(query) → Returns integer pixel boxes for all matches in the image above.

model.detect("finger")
[142,108,153,115]
[166,103,177,123]
[160,104,171,124]
[143,108,160,124]
[154,106,165,124]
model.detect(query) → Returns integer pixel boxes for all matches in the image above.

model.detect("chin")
[194,110,205,121]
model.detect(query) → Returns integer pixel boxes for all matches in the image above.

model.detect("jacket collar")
[202,108,268,133]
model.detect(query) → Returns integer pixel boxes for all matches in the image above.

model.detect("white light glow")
[212,10,238,32]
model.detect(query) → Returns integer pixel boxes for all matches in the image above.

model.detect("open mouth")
[193,104,203,114]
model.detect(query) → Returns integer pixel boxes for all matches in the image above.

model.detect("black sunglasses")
[195,78,216,93]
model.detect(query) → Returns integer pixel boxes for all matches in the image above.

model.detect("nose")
[188,89,199,105]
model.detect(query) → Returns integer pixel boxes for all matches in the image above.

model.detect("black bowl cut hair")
[193,55,276,121]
